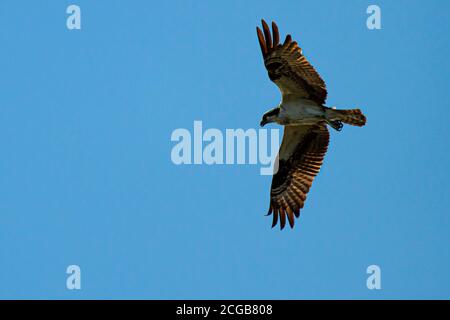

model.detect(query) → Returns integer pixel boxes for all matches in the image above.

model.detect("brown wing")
[256,19,327,105]
[268,123,329,229]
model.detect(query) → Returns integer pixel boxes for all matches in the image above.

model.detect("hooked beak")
[260,119,267,127]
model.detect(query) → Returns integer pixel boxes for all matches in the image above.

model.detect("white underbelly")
[279,100,325,125]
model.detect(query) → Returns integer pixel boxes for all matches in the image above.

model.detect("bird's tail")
[325,108,367,127]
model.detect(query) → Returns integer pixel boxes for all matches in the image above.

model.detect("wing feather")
[257,20,327,105]
[268,123,329,229]
[272,22,280,47]
[256,27,267,56]
[261,20,272,50]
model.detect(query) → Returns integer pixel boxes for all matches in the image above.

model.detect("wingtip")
[271,208,278,228]
[261,19,270,32]
[279,208,286,230]
[256,26,262,38]
[271,21,280,46]
[286,207,295,228]
[256,26,267,56]
[261,20,273,51]
[288,218,294,229]
[284,34,292,46]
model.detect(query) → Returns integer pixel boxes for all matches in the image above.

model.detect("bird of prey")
[257,19,366,230]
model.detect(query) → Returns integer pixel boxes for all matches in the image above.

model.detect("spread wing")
[256,20,327,105]
[268,123,329,229]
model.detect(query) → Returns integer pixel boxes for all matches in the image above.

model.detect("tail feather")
[326,108,366,127]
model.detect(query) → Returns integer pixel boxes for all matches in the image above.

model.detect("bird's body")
[278,96,326,126]
[256,20,366,230]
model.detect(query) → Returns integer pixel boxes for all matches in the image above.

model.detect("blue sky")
[0,0,448,299]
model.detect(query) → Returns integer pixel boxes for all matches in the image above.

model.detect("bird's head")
[260,107,280,127]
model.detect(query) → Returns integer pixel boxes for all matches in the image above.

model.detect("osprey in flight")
[257,20,366,230]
